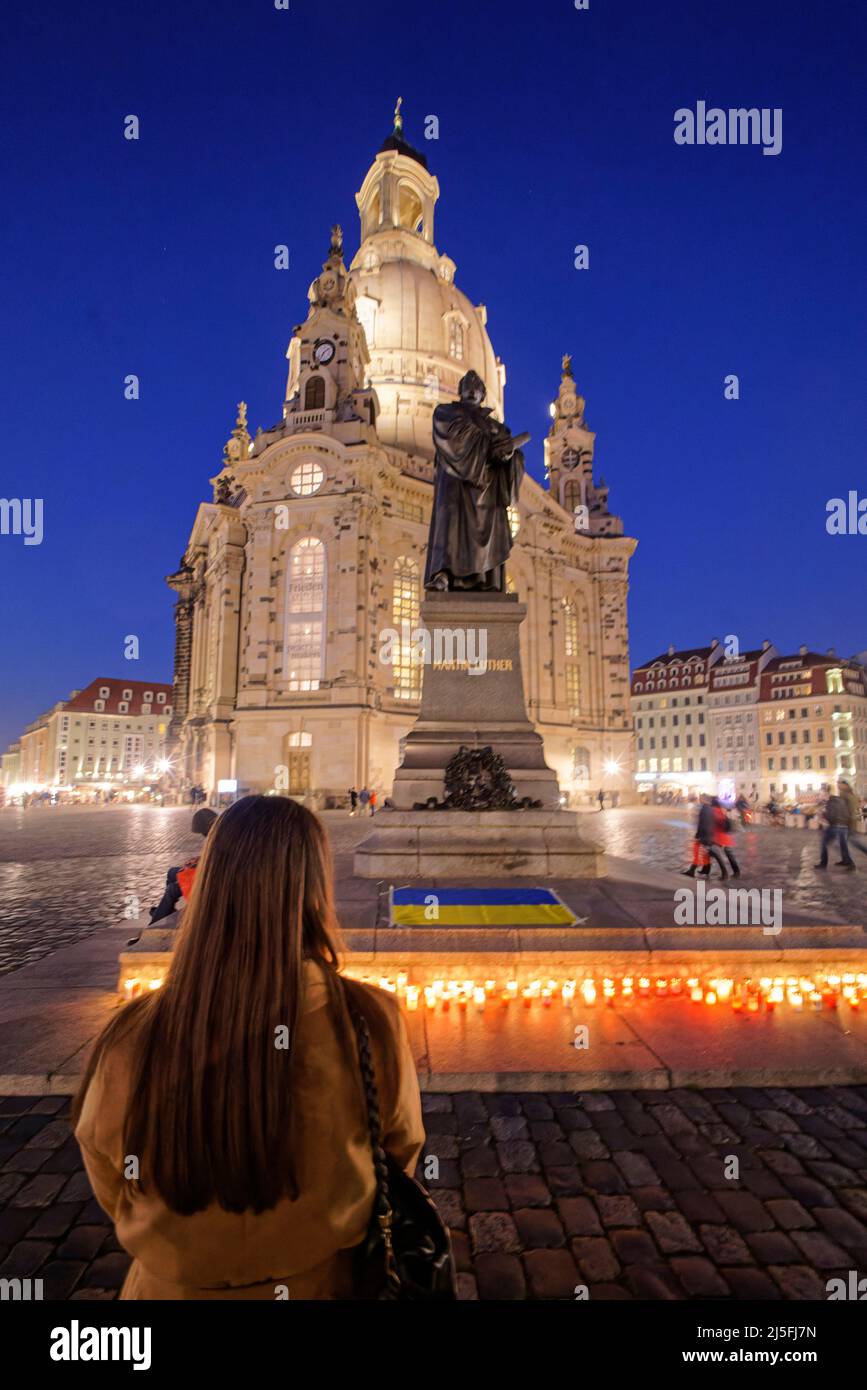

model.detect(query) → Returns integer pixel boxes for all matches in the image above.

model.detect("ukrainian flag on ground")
[390,887,576,928]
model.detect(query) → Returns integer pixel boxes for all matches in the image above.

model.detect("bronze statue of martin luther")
[424,369,530,593]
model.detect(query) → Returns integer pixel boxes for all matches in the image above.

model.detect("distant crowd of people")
[682,779,865,878]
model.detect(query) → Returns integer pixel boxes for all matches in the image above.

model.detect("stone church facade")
[167,116,636,806]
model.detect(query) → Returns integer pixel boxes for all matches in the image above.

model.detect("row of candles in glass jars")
[347,971,867,1014]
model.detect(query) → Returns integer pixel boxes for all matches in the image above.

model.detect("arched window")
[287,731,312,747]
[448,318,464,362]
[563,601,580,714]
[397,183,423,233]
[286,537,325,690]
[572,745,591,785]
[304,375,325,410]
[392,556,421,699]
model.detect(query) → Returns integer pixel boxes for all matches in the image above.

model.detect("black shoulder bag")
[342,982,457,1301]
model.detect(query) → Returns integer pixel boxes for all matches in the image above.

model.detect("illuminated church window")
[563,601,580,713]
[286,538,325,690]
[392,556,421,699]
[507,504,520,538]
[291,461,324,497]
[448,318,464,361]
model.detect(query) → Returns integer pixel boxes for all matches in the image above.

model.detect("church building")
[167,110,637,806]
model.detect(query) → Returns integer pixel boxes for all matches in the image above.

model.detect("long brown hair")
[73,795,394,1215]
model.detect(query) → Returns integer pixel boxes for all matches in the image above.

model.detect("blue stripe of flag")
[392,888,560,906]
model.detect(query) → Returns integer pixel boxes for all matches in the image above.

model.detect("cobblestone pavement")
[587,809,867,923]
[2,1087,867,1300]
[0,806,200,976]
[0,805,862,978]
[327,807,865,923]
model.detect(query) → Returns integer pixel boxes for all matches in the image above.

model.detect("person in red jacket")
[711,798,741,878]
[149,808,218,923]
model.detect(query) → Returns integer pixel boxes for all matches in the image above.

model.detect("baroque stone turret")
[266,225,377,439]
[221,402,251,467]
[545,357,622,537]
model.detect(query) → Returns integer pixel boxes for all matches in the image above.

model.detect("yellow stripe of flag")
[392,903,575,927]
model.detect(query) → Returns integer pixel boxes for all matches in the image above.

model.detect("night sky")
[1,0,865,753]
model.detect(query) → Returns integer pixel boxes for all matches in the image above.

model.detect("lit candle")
[507,979,518,999]
[406,986,420,1010]
[124,977,140,1001]
[581,980,597,1006]
[704,990,717,1006]
[473,986,486,1011]
[522,987,533,1009]
[690,986,703,1004]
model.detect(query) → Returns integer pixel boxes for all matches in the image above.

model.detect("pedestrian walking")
[711,798,740,877]
[73,796,429,1300]
[597,789,605,812]
[358,786,371,815]
[683,795,729,878]
[348,787,358,816]
[815,788,856,871]
[369,789,377,816]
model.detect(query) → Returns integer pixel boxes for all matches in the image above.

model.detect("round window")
[291,461,325,497]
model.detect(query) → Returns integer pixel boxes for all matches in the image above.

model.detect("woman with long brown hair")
[73,795,424,1299]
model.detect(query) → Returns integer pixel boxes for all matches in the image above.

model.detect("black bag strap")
[339,978,397,1265]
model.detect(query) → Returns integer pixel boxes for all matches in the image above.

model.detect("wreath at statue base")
[413,745,543,812]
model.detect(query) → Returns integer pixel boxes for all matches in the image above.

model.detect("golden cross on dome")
[393,96,403,134]
[562,353,573,378]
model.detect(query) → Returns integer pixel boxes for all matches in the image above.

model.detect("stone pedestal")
[353,808,605,878]
[391,591,560,809]
[355,591,606,879]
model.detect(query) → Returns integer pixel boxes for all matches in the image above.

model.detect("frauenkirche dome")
[348,105,505,459]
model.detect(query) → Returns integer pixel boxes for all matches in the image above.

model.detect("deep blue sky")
[2,0,865,752]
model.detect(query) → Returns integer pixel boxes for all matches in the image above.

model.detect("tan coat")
[75,963,424,1300]
[840,786,862,833]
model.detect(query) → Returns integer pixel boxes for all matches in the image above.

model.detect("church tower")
[283,224,375,434]
[545,355,622,537]
[349,100,504,460]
